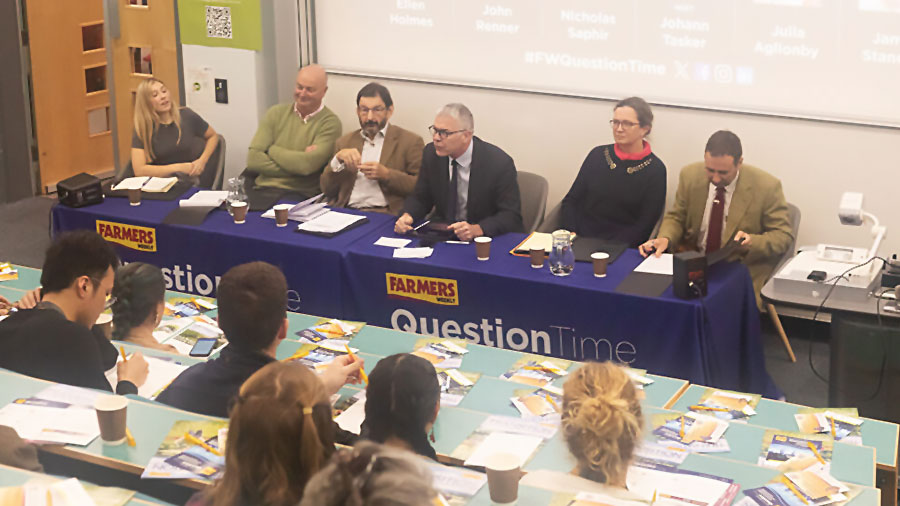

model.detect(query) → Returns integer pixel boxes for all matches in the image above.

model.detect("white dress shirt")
[698,171,740,251]
[448,140,474,222]
[329,124,389,208]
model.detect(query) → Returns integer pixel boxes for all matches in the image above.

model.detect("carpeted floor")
[0,195,835,406]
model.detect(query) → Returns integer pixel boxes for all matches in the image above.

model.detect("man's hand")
[448,221,484,242]
[734,231,753,247]
[117,352,149,388]
[395,213,414,234]
[0,295,10,316]
[639,237,669,258]
[15,288,41,310]
[335,148,362,171]
[319,354,365,396]
[359,162,389,180]
[305,145,318,153]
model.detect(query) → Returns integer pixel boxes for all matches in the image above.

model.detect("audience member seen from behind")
[0,231,148,394]
[131,78,219,187]
[561,97,667,248]
[521,362,645,503]
[361,353,440,460]
[187,361,335,506]
[110,262,176,354]
[156,261,362,425]
[300,440,437,506]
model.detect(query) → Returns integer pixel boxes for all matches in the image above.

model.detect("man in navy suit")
[394,103,523,240]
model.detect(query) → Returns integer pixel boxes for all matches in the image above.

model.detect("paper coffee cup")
[127,188,141,206]
[529,247,544,269]
[274,204,291,227]
[475,237,492,261]
[231,202,248,224]
[484,453,522,504]
[591,252,610,278]
[95,395,128,445]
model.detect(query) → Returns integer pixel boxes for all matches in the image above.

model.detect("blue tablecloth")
[343,221,778,397]
[50,190,395,317]
[52,195,778,396]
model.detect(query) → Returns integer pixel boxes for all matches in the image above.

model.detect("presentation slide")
[314,0,900,127]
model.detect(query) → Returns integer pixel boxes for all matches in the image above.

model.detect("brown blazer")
[658,162,793,308]
[321,124,424,214]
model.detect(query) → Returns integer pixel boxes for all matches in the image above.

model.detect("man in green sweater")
[247,64,342,198]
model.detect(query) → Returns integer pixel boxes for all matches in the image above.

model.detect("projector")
[838,192,864,226]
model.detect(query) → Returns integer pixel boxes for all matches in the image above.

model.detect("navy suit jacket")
[403,136,523,237]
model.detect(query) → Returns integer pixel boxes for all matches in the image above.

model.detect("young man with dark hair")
[0,230,148,393]
[156,261,362,420]
[322,81,425,214]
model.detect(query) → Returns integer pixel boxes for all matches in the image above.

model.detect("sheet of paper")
[0,403,99,445]
[374,237,412,248]
[427,462,487,498]
[152,317,194,344]
[48,478,97,506]
[633,253,674,275]
[463,432,542,467]
[105,355,188,399]
[626,465,733,504]
[335,392,367,435]
[297,211,366,233]
[393,247,434,259]
[110,177,149,191]
[34,384,101,408]
[142,177,178,193]
[179,191,229,208]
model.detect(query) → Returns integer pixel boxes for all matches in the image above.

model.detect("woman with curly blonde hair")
[131,78,219,186]
[521,361,646,502]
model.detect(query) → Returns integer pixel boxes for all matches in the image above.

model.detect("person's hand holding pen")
[320,353,365,396]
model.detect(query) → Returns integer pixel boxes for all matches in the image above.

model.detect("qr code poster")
[179,0,261,51]
[205,6,232,39]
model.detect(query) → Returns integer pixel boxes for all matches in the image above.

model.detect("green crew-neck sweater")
[246,103,342,197]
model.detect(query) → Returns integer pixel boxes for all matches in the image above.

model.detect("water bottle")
[549,229,575,276]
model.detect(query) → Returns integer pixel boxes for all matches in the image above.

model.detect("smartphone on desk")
[189,338,218,357]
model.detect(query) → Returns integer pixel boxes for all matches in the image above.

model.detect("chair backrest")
[537,202,562,233]
[211,134,227,190]
[517,171,548,233]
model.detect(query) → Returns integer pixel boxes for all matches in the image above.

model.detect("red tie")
[706,186,726,254]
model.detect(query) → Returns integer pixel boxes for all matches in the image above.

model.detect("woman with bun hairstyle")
[361,353,440,460]
[110,262,176,353]
[521,361,647,502]
[188,361,335,506]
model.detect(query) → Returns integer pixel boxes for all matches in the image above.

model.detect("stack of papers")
[261,193,329,222]
[1,476,136,506]
[412,340,469,369]
[0,262,18,281]
[295,318,364,343]
[500,356,570,387]
[624,368,654,390]
[179,191,229,208]
[450,415,557,467]
[427,462,487,505]
[105,355,188,399]
[510,384,563,421]
[334,391,367,435]
[112,176,178,193]
[759,430,833,473]
[651,412,730,452]
[627,462,739,506]
[374,237,412,248]
[795,408,864,445]
[393,247,434,259]
[142,420,227,481]
[739,469,854,506]
[437,369,479,407]
[164,297,217,318]
[688,389,760,421]
[297,211,366,234]
[511,231,576,255]
[165,321,227,356]
[285,341,358,372]
[633,253,673,275]
[0,385,101,445]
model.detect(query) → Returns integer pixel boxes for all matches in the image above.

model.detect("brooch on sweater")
[604,148,651,174]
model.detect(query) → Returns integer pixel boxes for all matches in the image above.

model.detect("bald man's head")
[294,64,328,116]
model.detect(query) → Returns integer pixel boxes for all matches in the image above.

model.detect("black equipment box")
[57,173,103,208]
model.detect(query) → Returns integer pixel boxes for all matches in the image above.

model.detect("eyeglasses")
[610,119,640,129]
[358,106,387,115]
[428,125,467,140]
